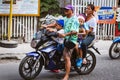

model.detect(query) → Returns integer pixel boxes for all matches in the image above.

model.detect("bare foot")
[62,75,69,80]
[82,58,87,64]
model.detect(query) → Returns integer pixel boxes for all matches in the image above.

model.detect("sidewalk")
[0,40,113,60]
[0,43,34,60]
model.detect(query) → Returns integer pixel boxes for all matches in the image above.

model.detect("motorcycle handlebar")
[45,31,59,37]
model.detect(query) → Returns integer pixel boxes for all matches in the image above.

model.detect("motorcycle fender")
[113,37,120,43]
[26,51,45,65]
[26,52,39,57]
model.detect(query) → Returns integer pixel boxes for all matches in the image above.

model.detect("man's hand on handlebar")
[41,24,47,28]
[46,28,56,32]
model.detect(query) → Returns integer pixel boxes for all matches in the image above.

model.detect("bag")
[64,39,75,49]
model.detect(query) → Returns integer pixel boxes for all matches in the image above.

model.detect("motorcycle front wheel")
[19,56,43,80]
[75,50,96,75]
[109,42,120,59]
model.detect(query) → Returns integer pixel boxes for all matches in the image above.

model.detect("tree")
[40,0,60,17]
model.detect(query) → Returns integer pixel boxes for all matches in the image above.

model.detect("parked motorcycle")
[109,37,120,59]
[19,28,101,80]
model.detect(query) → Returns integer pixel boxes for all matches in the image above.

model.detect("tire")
[19,56,43,80]
[75,50,96,75]
[109,42,120,59]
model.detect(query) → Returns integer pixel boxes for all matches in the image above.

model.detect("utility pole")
[8,0,13,41]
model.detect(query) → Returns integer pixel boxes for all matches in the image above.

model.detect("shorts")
[63,47,74,57]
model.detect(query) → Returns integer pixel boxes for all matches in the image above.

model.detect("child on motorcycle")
[76,14,89,67]
[45,19,64,43]
[42,19,64,73]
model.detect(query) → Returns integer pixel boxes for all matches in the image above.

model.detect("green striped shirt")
[64,15,80,44]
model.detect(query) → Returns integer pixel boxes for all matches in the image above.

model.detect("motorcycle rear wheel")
[75,50,96,75]
[19,56,43,80]
[109,42,120,59]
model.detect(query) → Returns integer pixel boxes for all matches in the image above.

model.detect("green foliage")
[40,0,60,17]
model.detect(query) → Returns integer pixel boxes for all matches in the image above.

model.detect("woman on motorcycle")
[81,4,97,64]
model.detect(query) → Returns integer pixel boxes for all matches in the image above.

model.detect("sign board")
[0,0,40,16]
[96,7,116,24]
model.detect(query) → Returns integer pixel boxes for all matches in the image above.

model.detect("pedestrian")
[81,4,97,64]
[59,4,79,80]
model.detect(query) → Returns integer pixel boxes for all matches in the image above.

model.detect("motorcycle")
[19,29,101,80]
[109,37,120,59]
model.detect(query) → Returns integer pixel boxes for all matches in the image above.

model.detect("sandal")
[76,58,83,67]
[50,69,60,73]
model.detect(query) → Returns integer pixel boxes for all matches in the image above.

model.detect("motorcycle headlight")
[31,39,40,48]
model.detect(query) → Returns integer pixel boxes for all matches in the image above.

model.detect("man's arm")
[58,31,77,38]
[41,22,56,28]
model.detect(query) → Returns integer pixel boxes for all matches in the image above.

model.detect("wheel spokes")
[80,52,94,72]
[111,43,120,58]
[22,57,40,78]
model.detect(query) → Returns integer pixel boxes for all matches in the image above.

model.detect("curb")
[0,40,18,48]
[0,53,26,60]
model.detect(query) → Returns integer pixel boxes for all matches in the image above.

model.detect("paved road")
[0,40,120,80]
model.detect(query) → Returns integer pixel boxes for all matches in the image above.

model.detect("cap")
[78,14,86,21]
[56,19,64,27]
[64,4,74,11]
